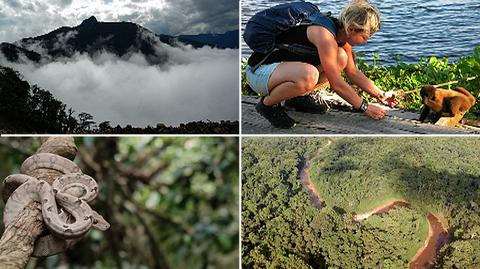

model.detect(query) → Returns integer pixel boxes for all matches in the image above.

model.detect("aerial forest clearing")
[242,137,480,268]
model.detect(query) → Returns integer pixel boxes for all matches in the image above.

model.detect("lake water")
[241,0,480,66]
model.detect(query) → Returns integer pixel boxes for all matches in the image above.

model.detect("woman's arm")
[343,46,398,106]
[307,26,386,119]
[307,26,364,109]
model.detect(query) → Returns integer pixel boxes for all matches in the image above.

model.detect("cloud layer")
[1,45,239,126]
[0,0,238,42]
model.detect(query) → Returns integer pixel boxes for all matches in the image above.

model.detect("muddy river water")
[301,158,448,268]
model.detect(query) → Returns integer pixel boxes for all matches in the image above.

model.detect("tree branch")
[0,137,77,268]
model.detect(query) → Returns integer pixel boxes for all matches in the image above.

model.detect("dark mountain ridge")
[160,30,238,49]
[0,16,238,64]
[0,42,42,62]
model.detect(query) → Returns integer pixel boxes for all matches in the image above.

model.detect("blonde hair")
[339,0,381,35]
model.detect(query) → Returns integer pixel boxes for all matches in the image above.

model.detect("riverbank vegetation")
[242,137,480,268]
[241,46,480,119]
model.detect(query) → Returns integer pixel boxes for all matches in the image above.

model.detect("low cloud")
[1,45,239,126]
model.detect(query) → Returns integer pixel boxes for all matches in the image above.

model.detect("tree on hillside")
[78,112,95,132]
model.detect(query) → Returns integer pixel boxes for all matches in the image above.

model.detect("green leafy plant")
[241,46,480,119]
[241,58,258,96]
[357,47,480,118]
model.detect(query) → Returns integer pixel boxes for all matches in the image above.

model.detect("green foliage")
[0,137,238,269]
[242,138,327,269]
[437,239,480,268]
[357,47,480,118]
[242,137,480,268]
[241,58,257,96]
[0,66,80,133]
[241,46,480,119]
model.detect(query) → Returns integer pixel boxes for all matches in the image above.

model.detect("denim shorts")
[245,63,281,96]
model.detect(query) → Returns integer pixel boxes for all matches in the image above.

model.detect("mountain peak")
[80,16,98,26]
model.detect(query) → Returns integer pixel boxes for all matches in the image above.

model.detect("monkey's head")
[420,85,436,103]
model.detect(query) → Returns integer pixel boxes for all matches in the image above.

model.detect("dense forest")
[0,137,239,269]
[242,137,480,268]
[0,66,238,134]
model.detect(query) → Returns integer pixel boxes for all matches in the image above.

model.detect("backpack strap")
[275,43,318,56]
[305,12,337,37]
[251,50,276,73]
[272,15,340,59]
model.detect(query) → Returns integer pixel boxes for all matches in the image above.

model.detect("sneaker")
[255,98,296,129]
[284,94,328,114]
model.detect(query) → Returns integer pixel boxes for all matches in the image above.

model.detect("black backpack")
[243,1,337,70]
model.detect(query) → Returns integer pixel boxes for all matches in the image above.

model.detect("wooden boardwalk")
[242,96,480,135]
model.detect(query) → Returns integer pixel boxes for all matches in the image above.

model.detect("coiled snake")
[2,153,110,257]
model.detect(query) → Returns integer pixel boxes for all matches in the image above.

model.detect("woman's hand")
[364,103,386,120]
[378,91,398,107]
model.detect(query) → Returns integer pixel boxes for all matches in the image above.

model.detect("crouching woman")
[245,0,397,129]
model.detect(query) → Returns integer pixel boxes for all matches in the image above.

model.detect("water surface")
[241,0,480,65]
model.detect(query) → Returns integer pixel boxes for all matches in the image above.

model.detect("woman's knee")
[337,48,348,71]
[268,62,319,95]
[296,64,319,93]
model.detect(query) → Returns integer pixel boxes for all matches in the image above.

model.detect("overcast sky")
[0,0,238,42]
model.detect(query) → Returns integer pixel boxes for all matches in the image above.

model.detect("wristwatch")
[358,99,368,112]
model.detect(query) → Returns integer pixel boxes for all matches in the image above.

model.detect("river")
[241,0,480,66]
[301,155,449,268]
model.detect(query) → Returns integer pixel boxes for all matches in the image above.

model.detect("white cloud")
[0,47,239,126]
[0,0,237,42]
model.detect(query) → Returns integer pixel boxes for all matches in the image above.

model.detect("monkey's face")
[420,85,436,104]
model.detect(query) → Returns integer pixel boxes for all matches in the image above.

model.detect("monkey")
[419,85,476,123]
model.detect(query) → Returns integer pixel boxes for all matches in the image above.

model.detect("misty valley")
[0,16,239,134]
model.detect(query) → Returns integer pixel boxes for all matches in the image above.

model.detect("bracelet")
[358,99,368,112]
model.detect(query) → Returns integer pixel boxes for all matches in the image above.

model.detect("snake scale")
[2,153,110,257]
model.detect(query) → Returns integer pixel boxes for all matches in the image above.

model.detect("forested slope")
[242,137,480,268]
